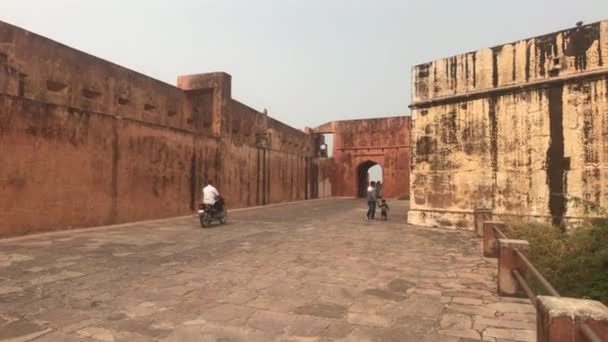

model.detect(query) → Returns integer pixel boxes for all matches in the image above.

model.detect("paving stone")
[124,301,167,318]
[421,334,460,342]
[452,297,484,305]
[76,327,115,342]
[285,315,331,337]
[30,271,85,285]
[246,294,308,313]
[386,279,415,293]
[439,312,473,329]
[474,316,536,330]
[452,288,496,297]
[483,327,535,342]
[361,288,407,301]
[33,331,94,341]
[221,289,258,305]
[437,328,482,340]
[0,253,34,267]
[386,294,445,317]
[498,312,536,322]
[342,326,386,342]
[198,322,272,342]
[109,316,176,339]
[447,303,498,318]
[0,320,52,340]
[0,286,22,295]
[60,319,100,333]
[29,310,95,331]
[161,324,204,342]
[440,282,469,290]
[293,303,347,319]
[247,311,293,334]
[347,295,389,314]
[198,304,255,324]
[407,288,443,296]
[0,199,536,341]
[441,296,453,304]
[393,316,437,335]
[346,312,393,327]
[112,331,152,342]
[497,297,534,304]
[486,302,536,315]
[373,326,427,342]
[321,321,353,339]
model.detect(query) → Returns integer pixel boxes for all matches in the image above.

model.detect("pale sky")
[2,1,607,129]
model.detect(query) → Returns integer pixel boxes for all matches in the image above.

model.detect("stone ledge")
[537,296,608,320]
[498,239,529,249]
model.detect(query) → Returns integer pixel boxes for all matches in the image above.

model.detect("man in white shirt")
[202,180,220,208]
[366,181,377,221]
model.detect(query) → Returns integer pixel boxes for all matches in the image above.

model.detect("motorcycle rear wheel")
[219,210,228,225]
[200,214,212,228]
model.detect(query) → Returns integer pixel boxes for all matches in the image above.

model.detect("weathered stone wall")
[410,20,608,228]
[313,157,334,199]
[0,20,316,237]
[314,117,411,199]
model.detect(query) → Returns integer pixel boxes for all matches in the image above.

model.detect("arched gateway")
[357,160,383,198]
[310,117,411,199]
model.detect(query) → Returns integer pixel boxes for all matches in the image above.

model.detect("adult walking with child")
[366,181,377,221]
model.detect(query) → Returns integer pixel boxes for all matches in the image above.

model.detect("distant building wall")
[313,117,411,199]
[409,20,608,228]
[0,20,317,237]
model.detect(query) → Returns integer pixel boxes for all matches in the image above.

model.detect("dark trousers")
[367,201,376,220]
[212,201,224,212]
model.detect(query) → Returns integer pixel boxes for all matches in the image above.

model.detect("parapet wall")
[410,20,608,228]
[0,21,193,133]
[412,21,608,103]
[0,20,316,237]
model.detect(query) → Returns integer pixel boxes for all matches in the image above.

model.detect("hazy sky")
[2,1,608,129]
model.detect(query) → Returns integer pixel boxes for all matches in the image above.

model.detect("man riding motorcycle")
[202,180,221,210]
[199,180,227,228]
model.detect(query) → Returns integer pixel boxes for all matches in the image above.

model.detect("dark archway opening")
[357,160,383,198]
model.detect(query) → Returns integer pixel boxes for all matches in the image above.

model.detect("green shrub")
[397,194,410,201]
[504,218,608,304]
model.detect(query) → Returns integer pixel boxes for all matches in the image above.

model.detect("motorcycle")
[198,197,227,228]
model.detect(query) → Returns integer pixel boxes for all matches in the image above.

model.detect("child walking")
[379,199,390,220]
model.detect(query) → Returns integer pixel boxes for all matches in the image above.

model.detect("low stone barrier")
[476,208,607,342]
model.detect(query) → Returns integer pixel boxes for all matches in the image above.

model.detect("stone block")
[498,239,529,297]
[346,312,393,327]
[483,221,506,258]
[439,313,472,329]
[437,328,482,340]
[483,327,535,342]
[537,296,608,342]
[474,208,493,237]
[452,297,484,306]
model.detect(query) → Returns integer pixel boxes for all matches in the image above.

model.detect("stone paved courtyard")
[0,199,535,341]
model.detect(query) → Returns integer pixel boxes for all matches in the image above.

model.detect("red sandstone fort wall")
[0,22,193,132]
[0,20,316,237]
[314,158,334,198]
